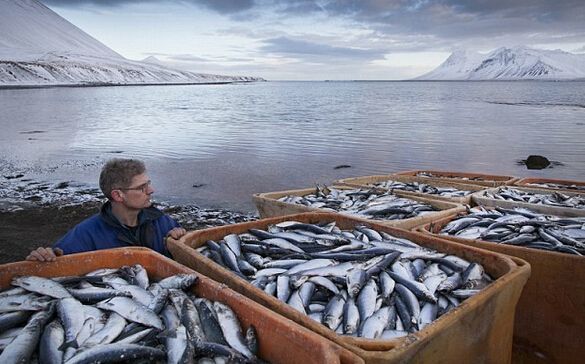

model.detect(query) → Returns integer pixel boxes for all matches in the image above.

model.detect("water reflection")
[0,81,584,211]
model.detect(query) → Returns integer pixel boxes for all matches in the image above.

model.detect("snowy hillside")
[417,47,585,80]
[0,0,262,86]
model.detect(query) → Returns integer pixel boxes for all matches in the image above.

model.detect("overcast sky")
[44,0,585,80]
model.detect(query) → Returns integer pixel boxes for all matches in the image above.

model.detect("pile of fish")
[278,185,438,221]
[440,206,585,255]
[482,187,585,210]
[524,182,585,192]
[197,220,493,339]
[415,172,486,182]
[371,180,473,198]
[0,266,263,363]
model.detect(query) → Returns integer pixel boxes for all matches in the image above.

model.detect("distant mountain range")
[0,0,263,86]
[417,47,585,80]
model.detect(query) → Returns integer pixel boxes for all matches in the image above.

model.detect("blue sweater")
[54,202,180,257]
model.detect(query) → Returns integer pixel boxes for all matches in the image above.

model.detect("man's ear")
[110,190,124,203]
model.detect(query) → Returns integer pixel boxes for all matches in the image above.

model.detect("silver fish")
[39,320,64,364]
[96,297,164,330]
[11,276,71,299]
[81,312,126,347]
[322,294,345,330]
[213,302,254,359]
[165,325,193,364]
[58,297,85,348]
[275,275,291,303]
[419,302,438,330]
[0,293,52,313]
[359,306,394,339]
[158,274,198,290]
[66,343,165,364]
[0,304,54,363]
[357,279,378,322]
[346,269,367,298]
[342,297,360,335]
[102,275,154,307]
[287,290,307,314]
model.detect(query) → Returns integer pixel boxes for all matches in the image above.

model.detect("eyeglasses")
[119,180,151,193]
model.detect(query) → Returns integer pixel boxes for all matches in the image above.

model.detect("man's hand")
[166,227,187,240]
[25,247,64,262]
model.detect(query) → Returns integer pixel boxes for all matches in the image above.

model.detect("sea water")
[0,81,584,212]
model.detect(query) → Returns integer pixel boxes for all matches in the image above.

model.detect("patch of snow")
[416,46,585,80]
[0,0,264,86]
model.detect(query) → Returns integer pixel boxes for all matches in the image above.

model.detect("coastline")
[0,79,266,90]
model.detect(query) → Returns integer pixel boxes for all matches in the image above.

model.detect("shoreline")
[0,80,265,90]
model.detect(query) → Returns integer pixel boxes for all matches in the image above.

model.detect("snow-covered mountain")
[0,0,263,86]
[417,47,585,80]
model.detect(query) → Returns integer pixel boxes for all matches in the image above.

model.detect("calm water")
[1,81,584,212]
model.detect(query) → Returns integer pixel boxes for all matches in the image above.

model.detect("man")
[26,158,186,261]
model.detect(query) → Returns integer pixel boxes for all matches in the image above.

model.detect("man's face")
[120,173,154,210]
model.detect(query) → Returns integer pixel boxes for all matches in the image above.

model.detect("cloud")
[260,36,386,61]
[43,0,585,58]
[43,0,255,14]
[264,1,585,51]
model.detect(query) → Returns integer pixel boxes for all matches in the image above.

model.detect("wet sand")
[0,202,100,264]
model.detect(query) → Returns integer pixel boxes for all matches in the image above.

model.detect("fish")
[419,302,438,330]
[165,324,193,364]
[525,182,585,192]
[96,297,164,330]
[65,343,166,364]
[57,297,86,348]
[197,299,229,346]
[181,298,206,342]
[395,284,421,328]
[157,274,198,290]
[68,286,131,303]
[0,265,261,363]
[372,180,473,198]
[245,325,259,355]
[342,297,360,334]
[102,275,154,306]
[195,220,493,338]
[39,320,64,364]
[322,294,346,330]
[346,269,367,298]
[483,187,585,210]
[441,206,585,255]
[0,303,55,363]
[11,276,71,299]
[387,271,437,303]
[278,186,438,221]
[214,302,254,358]
[287,290,307,314]
[0,311,31,332]
[81,312,127,348]
[359,306,394,339]
[357,279,378,322]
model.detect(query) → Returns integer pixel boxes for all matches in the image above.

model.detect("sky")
[43,0,585,80]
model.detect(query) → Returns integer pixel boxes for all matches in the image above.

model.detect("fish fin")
[156,329,177,339]
[58,339,79,351]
